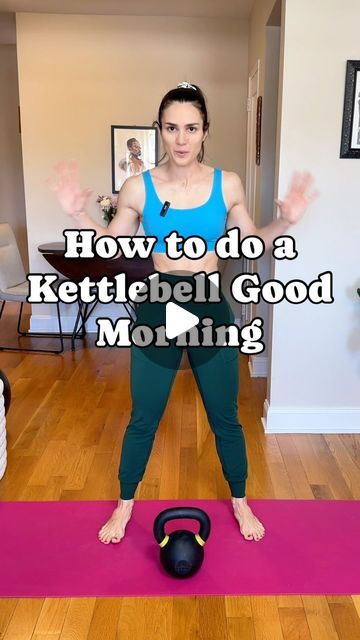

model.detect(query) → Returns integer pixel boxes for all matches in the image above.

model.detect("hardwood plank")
[0,453,39,500]
[11,381,65,455]
[225,595,252,617]
[179,446,199,499]
[0,600,18,639]
[3,600,44,640]
[31,634,60,640]
[278,605,312,639]
[351,595,360,617]
[276,435,315,499]
[328,599,360,640]
[227,617,255,639]
[58,599,96,640]
[199,596,228,640]
[86,598,122,640]
[251,596,284,639]
[302,596,339,639]
[293,435,330,486]
[225,596,256,640]
[158,376,184,499]
[323,435,360,498]
[19,475,65,500]
[116,598,146,639]
[62,445,97,491]
[27,440,69,486]
[277,596,303,608]
[32,599,71,635]
[171,596,199,640]
[117,597,172,639]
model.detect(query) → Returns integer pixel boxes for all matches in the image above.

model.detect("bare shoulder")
[119,173,145,196]
[221,170,246,209]
[117,173,146,214]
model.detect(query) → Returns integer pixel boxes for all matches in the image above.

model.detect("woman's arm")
[224,171,319,252]
[49,160,141,239]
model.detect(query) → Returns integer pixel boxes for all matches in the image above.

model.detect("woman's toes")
[99,532,106,540]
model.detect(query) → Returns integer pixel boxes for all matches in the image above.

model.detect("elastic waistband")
[154,271,202,281]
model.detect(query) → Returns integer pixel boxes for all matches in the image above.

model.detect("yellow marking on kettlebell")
[159,535,170,548]
[195,534,205,547]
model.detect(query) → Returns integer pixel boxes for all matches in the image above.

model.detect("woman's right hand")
[47,160,93,218]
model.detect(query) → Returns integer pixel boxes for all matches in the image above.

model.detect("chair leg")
[56,301,65,353]
[17,302,25,334]
[0,300,65,354]
[71,300,98,351]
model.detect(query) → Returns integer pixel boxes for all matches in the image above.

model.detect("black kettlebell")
[153,507,211,578]
[0,370,11,416]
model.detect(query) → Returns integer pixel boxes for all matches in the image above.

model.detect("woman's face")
[129,140,141,156]
[161,101,207,165]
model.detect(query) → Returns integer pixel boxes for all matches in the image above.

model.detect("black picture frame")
[340,60,360,159]
[111,125,158,193]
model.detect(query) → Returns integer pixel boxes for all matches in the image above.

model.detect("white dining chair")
[0,223,64,353]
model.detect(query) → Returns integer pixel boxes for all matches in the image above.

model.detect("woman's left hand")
[275,171,319,225]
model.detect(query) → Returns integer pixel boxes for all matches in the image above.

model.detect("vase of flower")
[97,195,118,225]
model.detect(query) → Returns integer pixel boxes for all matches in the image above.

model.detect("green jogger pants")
[118,272,248,499]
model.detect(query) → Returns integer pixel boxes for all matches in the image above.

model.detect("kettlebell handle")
[153,507,211,546]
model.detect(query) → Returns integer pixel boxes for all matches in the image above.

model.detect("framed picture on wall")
[340,59,360,158]
[111,125,158,193]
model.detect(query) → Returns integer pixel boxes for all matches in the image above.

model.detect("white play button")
[165,301,199,340]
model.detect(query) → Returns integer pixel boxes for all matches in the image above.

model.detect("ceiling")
[0,0,255,19]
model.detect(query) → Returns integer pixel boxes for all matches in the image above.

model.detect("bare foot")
[232,496,265,542]
[98,499,134,544]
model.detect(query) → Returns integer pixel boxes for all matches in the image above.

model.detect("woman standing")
[50,82,318,543]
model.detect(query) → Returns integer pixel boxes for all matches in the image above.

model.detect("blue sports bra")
[141,167,228,253]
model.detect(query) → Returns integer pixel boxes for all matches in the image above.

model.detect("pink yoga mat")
[0,499,359,597]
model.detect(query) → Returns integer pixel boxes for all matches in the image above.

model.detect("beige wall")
[16,12,248,327]
[0,43,28,268]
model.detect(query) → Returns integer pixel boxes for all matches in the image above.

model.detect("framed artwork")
[340,60,360,158]
[111,125,158,193]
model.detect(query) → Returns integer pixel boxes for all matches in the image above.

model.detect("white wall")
[262,0,360,432]
[16,12,248,329]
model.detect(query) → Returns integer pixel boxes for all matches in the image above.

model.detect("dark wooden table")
[38,242,154,282]
[38,242,154,350]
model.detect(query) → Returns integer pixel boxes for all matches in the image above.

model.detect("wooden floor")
[0,310,359,639]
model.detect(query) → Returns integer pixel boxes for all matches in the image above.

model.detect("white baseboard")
[30,314,77,333]
[262,399,360,433]
[248,355,268,377]
[234,316,268,378]
[29,311,132,334]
